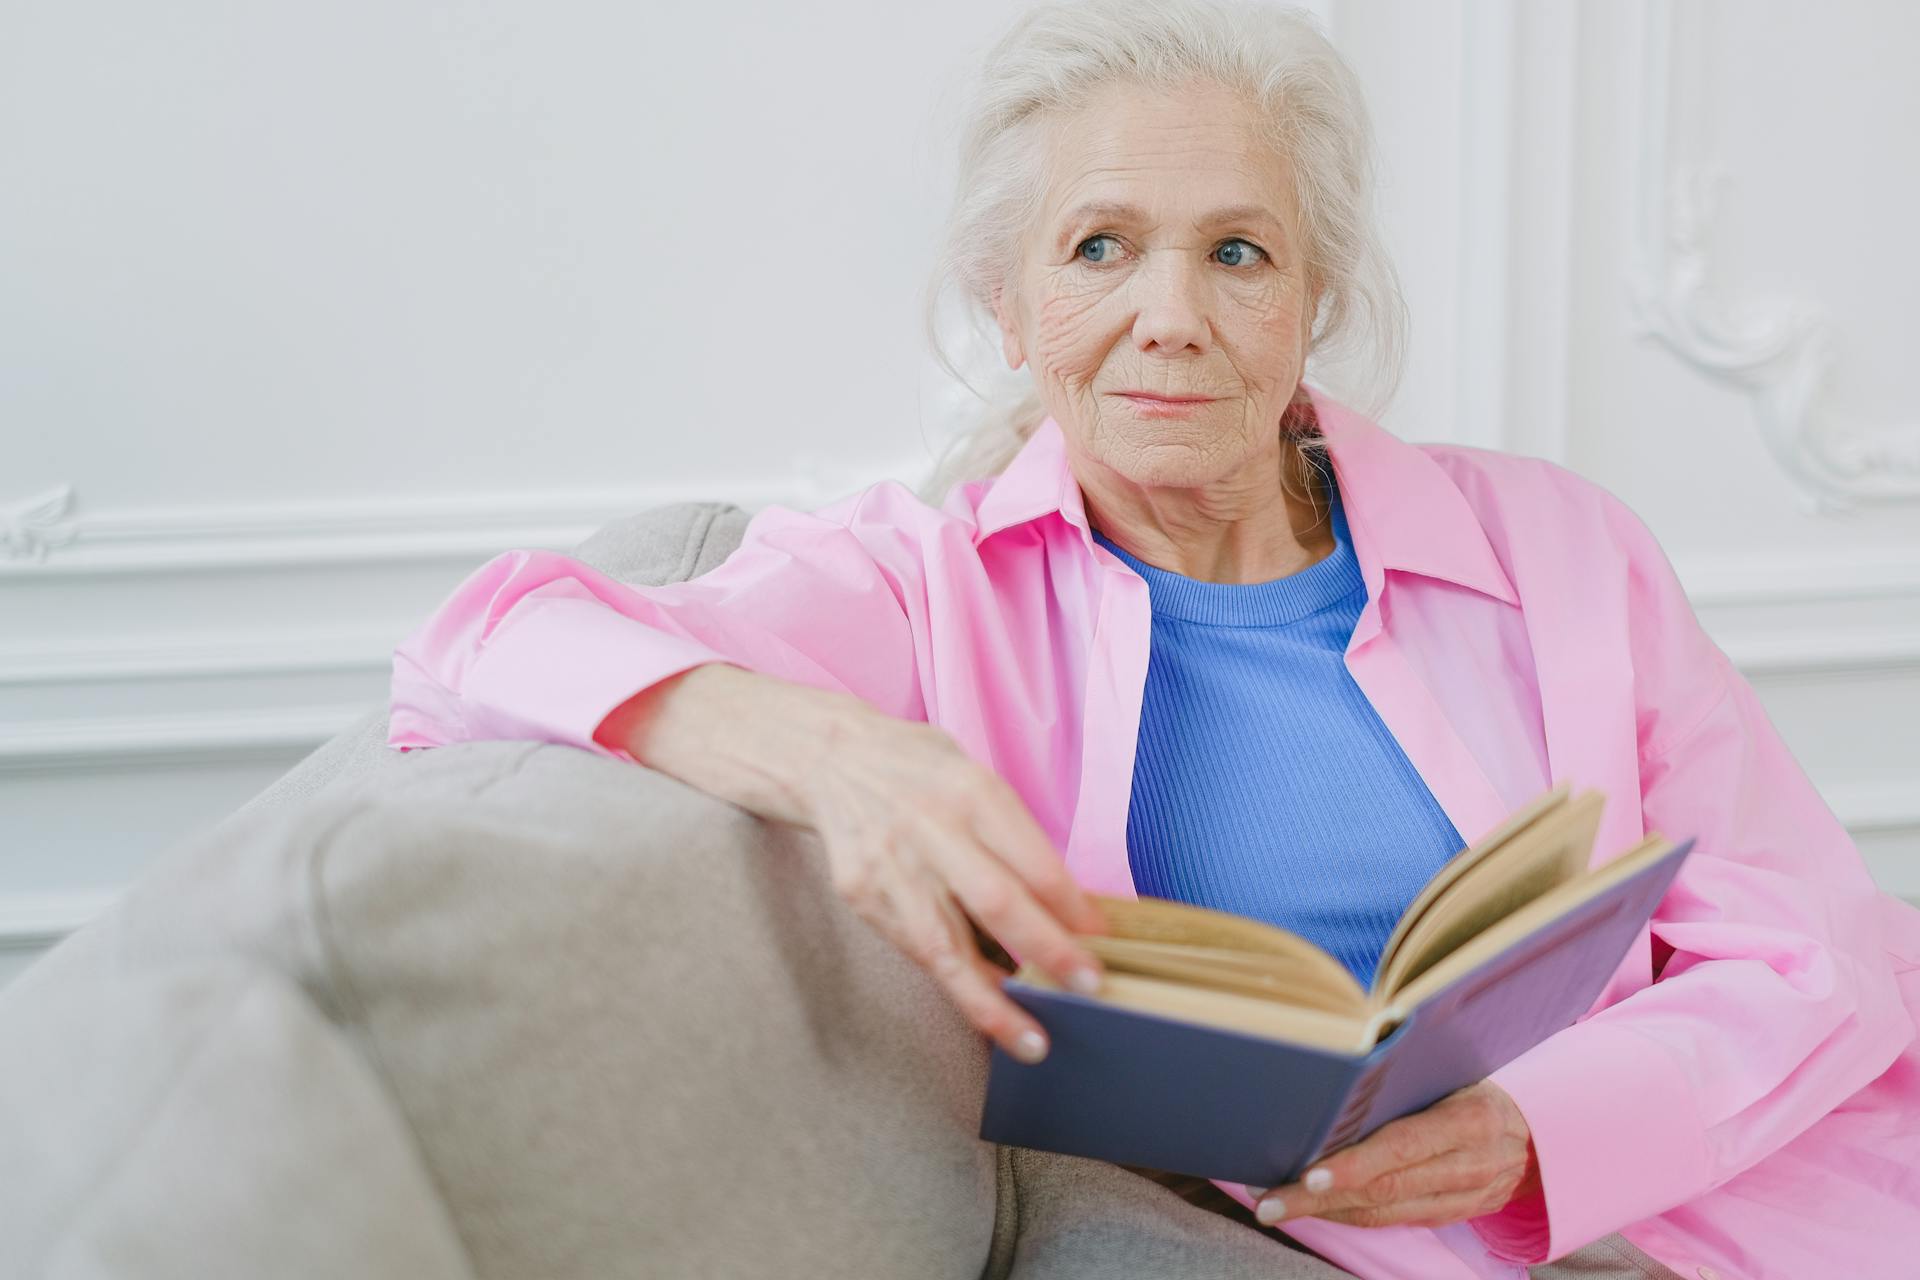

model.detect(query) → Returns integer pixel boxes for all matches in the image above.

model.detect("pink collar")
[972,384,1521,618]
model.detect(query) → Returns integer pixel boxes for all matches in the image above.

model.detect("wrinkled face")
[992,78,1319,491]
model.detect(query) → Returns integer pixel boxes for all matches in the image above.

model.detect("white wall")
[1333,0,1920,901]
[0,0,1040,979]
[4,0,1916,982]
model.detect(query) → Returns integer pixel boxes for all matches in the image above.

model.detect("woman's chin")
[1092,441,1255,491]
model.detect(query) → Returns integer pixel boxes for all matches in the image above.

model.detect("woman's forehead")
[1035,80,1297,232]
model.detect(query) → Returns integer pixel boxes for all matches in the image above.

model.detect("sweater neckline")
[1090,465,1363,627]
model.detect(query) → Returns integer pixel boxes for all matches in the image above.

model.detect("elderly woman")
[388,2,1920,1277]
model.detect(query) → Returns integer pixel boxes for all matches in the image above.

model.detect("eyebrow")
[1053,201,1285,248]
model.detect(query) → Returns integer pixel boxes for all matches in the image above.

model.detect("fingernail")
[1068,967,1102,996]
[1255,1197,1285,1225]
[1304,1167,1333,1192]
[1243,1185,1268,1198]
[1014,1029,1048,1063]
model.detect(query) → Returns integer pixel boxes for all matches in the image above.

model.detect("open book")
[977,783,1695,1186]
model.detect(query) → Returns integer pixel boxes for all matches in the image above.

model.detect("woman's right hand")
[797,703,1111,1065]
[599,663,1110,1065]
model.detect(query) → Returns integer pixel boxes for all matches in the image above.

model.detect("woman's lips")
[1112,391,1217,417]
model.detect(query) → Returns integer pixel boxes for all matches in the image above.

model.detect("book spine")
[1301,1050,1396,1167]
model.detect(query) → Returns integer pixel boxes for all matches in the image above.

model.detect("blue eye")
[1215,238,1267,267]
[1076,234,1266,266]
[1077,234,1121,263]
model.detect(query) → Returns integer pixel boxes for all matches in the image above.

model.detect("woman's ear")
[990,285,1027,371]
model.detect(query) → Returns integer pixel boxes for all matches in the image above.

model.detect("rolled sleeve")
[387,488,933,757]
[1476,1021,1712,1261]
[458,596,737,759]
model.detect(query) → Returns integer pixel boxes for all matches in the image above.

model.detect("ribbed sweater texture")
[1091,460,1465,989]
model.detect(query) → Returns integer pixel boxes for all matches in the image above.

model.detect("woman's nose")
[1129,249,1212,355]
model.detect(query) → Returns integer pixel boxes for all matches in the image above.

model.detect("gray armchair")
[0,502,1345,1280]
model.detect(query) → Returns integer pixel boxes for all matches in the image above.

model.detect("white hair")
[915,0,1406,508]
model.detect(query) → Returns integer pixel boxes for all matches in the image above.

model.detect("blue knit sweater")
[1091,464,1465,989]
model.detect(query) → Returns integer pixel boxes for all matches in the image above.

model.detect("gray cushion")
[5,739,1002,1278]
[0,956,474,1280]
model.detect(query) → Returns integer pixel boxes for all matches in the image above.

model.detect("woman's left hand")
[1249,1080,1540,1230]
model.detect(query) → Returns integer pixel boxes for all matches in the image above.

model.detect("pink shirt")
[390,387,1920,1280]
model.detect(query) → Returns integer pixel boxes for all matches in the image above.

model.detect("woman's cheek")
[1227,291,1309,393]
[1033,289,1114,390]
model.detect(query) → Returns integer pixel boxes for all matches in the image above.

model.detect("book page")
[1371,789,1604,1000]
[1386,831,1679,1011]
[1372,783,1571,978]
[1086,894,1368,1013]
[1016,964,1377,1055]
[1077,936,1369,1016]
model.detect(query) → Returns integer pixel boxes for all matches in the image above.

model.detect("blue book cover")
[978,821,1695,1187]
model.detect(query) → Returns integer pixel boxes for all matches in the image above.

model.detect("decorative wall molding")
[0,485,78,561]
[1675,550,1920,674]
[0,457,926,577]
[1626,0,1920,509]
[0,705,364,773]
[0,890,121,951]
[41,634,430,692]
[1673,549,1920,608]
[1495,0,1579,467]
[1451,0,1517,455]
[0,626,396,686]
[1712,626,1920,680]
[1828,780,1920,838]
[0,485,654,576]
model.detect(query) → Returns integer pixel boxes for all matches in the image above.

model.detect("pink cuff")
[461,596,734,759]
[1473,1020,1712,1264]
